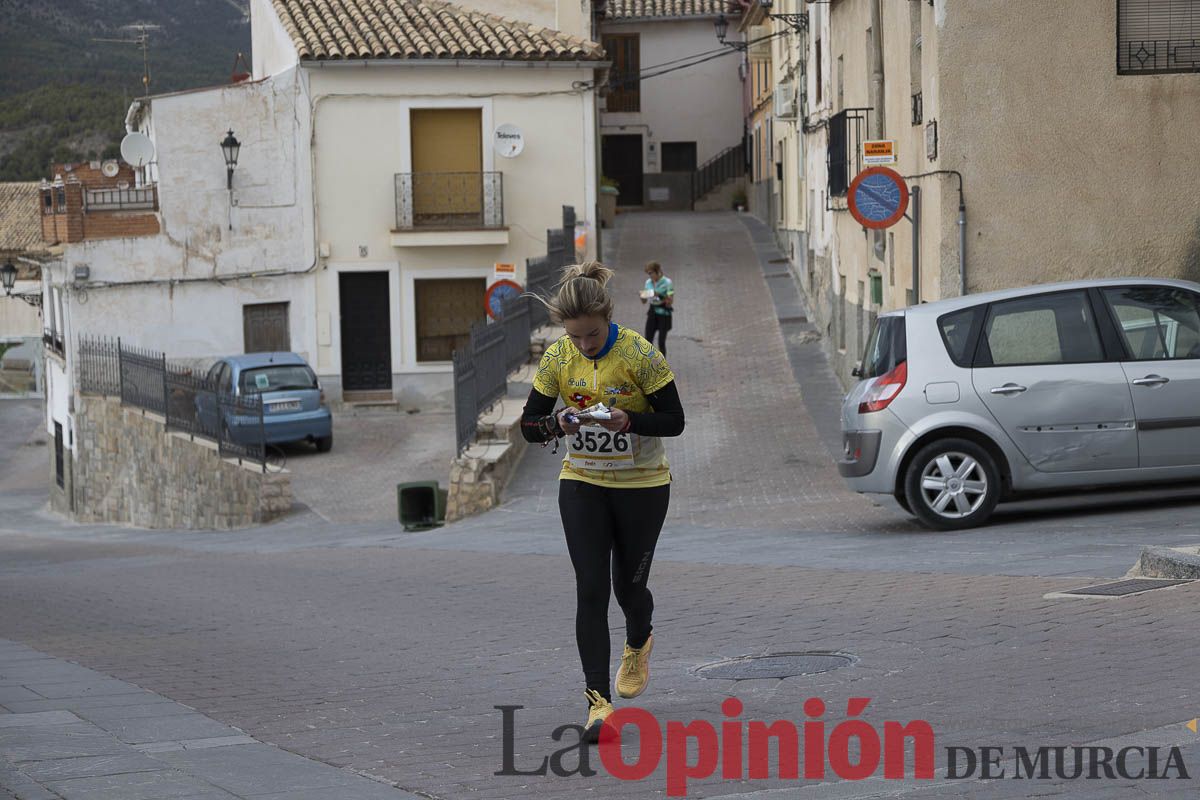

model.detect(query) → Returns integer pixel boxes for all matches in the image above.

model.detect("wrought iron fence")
[692,143,746,203]
[395,172,504,230]
[78,335,266,468]
[499,296,532,374]
[471,319,506,414]
[451,206,576,455]
[120,345,167,415]
[78,336,120,395]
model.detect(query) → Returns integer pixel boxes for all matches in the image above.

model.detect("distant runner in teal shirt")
[640,261,674,355]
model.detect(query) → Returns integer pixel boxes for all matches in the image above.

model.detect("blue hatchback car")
[197,352,333,452]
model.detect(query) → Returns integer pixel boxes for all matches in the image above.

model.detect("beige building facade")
[598,0,746,210]
[762,0,1200,385]
[253,0,605,405]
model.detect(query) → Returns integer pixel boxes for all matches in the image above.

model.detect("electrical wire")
[604,29,790,88]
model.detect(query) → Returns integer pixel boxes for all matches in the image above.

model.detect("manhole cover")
[1060,578,1193,597]
[697,653,855,680]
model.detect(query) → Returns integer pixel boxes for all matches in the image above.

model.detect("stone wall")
[445,402,526,522]
[65,395,292,529]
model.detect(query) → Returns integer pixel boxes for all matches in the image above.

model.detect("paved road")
[2,213,1200,799]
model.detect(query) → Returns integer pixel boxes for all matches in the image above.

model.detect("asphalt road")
[2,213,1199,799]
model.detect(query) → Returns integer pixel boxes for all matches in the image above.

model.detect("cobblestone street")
[2,213,1200,799]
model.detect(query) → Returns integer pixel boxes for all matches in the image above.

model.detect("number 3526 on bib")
[568,427,638,470]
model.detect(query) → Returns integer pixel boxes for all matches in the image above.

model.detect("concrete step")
[693,175,747,212]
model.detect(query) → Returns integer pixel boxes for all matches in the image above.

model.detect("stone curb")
[1131,545,1200,579]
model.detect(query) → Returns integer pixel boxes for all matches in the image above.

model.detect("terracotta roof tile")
[0,182,46,255]
[271,0,604,61]
[605,0,734,20]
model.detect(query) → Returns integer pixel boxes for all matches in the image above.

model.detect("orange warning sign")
[862,140,896,165]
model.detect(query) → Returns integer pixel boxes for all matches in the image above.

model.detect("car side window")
[980,291,1103,366]
[938,306,982,367]
[1102,286,1200,360]
[218,363,232,393]
[206,362,222,383]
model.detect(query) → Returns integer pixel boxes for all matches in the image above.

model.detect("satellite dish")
[494,124,524,158]
[101,160,119,178]
[120,132,155,168]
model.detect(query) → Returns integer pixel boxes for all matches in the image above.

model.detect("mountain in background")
[0,0,252,181]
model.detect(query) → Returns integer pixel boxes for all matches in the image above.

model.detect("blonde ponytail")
[528,261,616,323]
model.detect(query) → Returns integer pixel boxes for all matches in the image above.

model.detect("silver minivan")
[839,279,1200,529]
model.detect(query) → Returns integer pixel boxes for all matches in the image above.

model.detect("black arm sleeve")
[628,380,684,438]
[521,388,560,443]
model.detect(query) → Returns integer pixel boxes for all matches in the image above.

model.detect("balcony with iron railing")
[40,181,160,244]
[84,185,158,211]
[392,172,508,247]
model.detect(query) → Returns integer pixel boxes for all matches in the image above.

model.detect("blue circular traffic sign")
[848,167,909,230]
[486,279,523,319]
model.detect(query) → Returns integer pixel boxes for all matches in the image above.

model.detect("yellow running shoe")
[583,689,614,743]
[615,633,654,699]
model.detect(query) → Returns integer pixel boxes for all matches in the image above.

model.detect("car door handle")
[990,383,1028,395]
[1132,375,1170,387]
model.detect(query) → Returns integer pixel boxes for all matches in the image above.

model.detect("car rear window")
[938,306,982,367]
[861,316,906,379]
[239,365,317,393]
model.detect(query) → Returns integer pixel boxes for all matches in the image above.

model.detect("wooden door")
[410,109,483,226]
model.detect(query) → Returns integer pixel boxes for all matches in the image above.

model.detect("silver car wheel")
[919,451,989,519]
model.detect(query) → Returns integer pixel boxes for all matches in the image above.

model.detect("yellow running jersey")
[533,324,675,488]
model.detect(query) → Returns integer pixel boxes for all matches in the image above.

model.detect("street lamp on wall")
[0,260,16,295]
[220,129,241,191]
[713,14,747,50]
[1,259,43,310]
[756,0,810,33]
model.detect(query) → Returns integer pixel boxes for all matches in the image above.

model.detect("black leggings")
[645,311,672,355]
[559,480,670,698]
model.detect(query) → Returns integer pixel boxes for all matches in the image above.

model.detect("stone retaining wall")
[60,395,292,529]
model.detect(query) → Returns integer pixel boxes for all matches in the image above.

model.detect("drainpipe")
[869,0,884,139]
[911,185,920,304]
[957,192,967,295]
[901,170,967,299]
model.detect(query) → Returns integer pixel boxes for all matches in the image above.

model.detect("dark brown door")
[339,272,393,391]
[662,142,697,173]
[602,134,643,206]
[415,278,486,362]
[243,302,290,353]
[602,34,640,112]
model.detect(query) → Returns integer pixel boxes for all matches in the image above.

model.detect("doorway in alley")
[602,134,643,206]
[339,272,392,393]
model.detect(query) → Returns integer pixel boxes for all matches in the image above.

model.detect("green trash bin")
[398,481,447,531]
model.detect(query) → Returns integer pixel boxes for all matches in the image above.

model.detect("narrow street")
[2,212,1200,799]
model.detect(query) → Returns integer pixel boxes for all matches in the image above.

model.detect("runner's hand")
[557,408,582,435]
[596,408,628,432]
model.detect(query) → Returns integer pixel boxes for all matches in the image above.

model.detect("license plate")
[270,400,301,412]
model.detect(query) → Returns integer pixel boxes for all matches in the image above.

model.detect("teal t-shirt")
[644,276,675,316]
